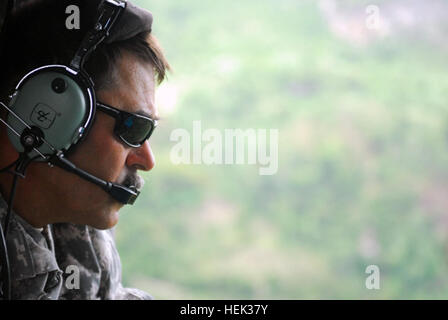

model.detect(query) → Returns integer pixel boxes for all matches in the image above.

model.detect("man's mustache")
[120,173,145,192]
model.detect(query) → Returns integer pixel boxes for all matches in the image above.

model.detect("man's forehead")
[108,53,159,119]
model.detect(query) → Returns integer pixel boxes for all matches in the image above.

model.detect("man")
[0,0,170,299]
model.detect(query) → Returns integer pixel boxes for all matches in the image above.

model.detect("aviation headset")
[0,0,149,300]
[0,0,142,204]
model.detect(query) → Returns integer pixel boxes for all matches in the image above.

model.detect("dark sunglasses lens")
[120,115,154,146]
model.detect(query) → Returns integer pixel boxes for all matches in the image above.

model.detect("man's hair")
[0,0,170,103]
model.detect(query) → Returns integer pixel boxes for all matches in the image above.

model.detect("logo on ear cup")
[30,103,59,129]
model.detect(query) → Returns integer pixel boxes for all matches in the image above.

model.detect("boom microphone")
[49,151,140,205]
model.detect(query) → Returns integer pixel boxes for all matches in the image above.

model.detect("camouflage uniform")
[0,194,152,300]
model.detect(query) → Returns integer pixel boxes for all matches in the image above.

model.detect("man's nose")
[126,141,155,171]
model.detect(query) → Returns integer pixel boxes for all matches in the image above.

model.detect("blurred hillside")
[116,0,448,299]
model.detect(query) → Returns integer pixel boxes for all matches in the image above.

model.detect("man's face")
[27,51,158,229]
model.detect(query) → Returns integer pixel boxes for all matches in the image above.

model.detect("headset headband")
[70,0,126,71]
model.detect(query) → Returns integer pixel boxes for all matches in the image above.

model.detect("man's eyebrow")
[136,110,160,121]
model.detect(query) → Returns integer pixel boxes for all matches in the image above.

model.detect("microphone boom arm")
[49,151,140,205]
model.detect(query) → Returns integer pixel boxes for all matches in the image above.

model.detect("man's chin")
[88,205,121,230]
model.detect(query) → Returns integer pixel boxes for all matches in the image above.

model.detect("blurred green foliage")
[116,0,448,299]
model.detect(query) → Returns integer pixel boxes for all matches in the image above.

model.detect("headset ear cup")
[7,65,95,157]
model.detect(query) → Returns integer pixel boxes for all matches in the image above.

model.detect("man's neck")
[0,171,52,228]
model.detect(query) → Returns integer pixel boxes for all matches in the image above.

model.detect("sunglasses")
[96,102,157,148]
